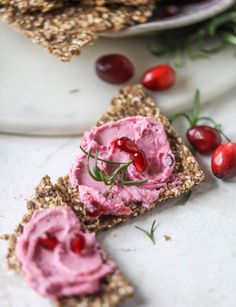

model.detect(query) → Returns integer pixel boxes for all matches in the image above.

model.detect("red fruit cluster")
[116,137,148,172]
[186,126,236,179]
[95,54,176,91]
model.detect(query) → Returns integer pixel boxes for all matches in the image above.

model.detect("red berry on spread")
[133,150,148,172]
[85,201,102,218]
[141,64,176,91]
[116,137,139,154]
[38,234,58,251]
[211,142,236,179]
[187,125,222,154]
[95,54,134,84]
[71,234,86,254]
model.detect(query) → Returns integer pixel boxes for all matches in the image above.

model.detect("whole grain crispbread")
[0,2,155,61]
[55,85,205,231]
[81,0,150,6]
[4,175,134,307]
[6,85,204,236]
[0,0,151,13]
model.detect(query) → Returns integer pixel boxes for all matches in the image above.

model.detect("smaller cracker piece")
[5,176,133,307]
[0,2,155,61]
[0,0,151,13]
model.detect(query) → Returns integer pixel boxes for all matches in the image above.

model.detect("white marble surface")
[1,21,236,135]
[0,86,236,307]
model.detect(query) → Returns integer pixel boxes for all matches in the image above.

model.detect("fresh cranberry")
[71,234,86,254]
[141,64,175,91]
[95,54,134,84]
[187,125,222,154]
[116,137,138,154]
[85,201,102,218]
[38,233,58,251]
[163,5,180,17]
[133,150,148,172]
[211,142,236,179]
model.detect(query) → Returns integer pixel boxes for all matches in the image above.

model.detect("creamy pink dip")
[16,207,115,298]
[70,116,180,216]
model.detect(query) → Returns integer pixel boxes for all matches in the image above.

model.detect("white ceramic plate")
[102,0,235,38]
[1,21,236,136]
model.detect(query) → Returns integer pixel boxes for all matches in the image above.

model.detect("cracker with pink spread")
[16,207,116,298]
[3,85,204,306]
[5,205,133,307]
[70,116,181,218]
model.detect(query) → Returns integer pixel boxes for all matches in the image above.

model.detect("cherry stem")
[197,116,232,142]
[171,89,231,143]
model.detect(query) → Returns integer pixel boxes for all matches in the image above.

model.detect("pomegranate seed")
[187,125,222,154]
[95,54,134,84]
[116,137,138,154]
[38,233,58,251]
[133,150,148,172]
[71,234,86,254]
[211,142,236,179]
[85,201,102,218]
[141,64,175,91]
[163,5,180,17]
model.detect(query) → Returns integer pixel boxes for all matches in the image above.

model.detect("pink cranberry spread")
[16,207,115,298]
[70,116,180,217]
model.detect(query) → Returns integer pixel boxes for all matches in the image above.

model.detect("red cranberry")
[116,137,138,154]
[133,150,148,172]
[163,5,180,17]
[187,125,222,154]
[141,64,175,91]
[38,233,58,251]
[211,142,236,179]
[95,54,134,84]
[85,201,102,218]
[71,234,86,254]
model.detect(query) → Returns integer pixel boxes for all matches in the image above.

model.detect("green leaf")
[80,146,126,165]
[170,112,192,125]
[86,149,102,182]
[120,169,148,186]
[68,88,80,94]
[93,151,102,179]
[177,191,192,206]
[191,89,201,127]
[222,32,236,46]
[135,220,158,245]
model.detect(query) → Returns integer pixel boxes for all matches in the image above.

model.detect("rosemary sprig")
[148,5,236,68]
[80,146,125,165]
[135,220,158,245]
[170,90,231,142]
[82,146,148,193]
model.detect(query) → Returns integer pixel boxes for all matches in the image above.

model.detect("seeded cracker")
[0,0,62,13]
[5,187,133,307]
[0,2,155,61]
[0,0,151,13]
[81,0,151,6]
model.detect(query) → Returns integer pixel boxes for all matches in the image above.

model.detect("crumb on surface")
[163,235,172,241]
